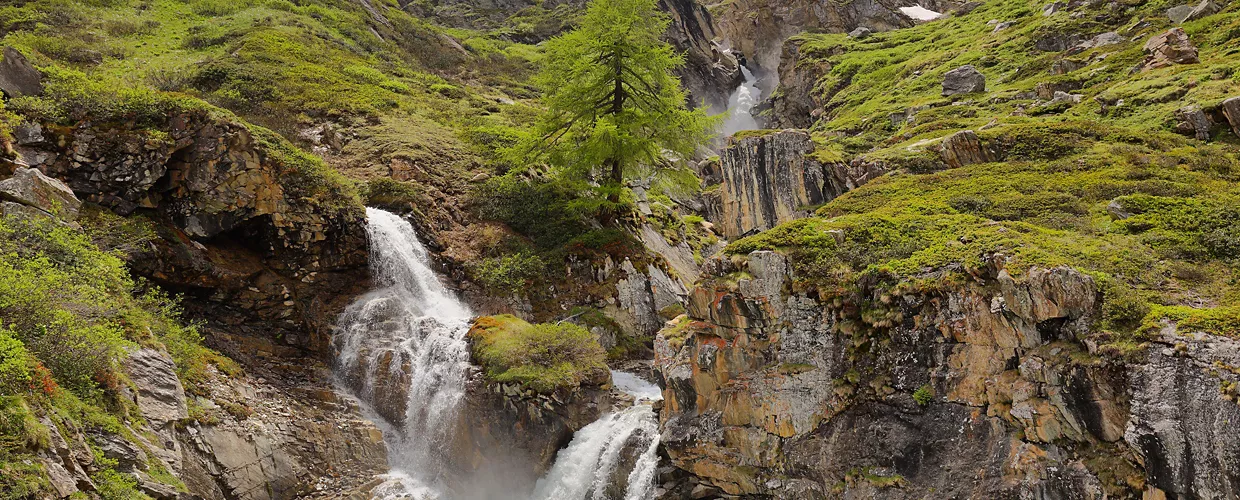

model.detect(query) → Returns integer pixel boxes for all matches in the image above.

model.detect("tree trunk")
[607,44,625,204]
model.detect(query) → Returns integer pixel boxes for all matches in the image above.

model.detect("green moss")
[469,315,608,393]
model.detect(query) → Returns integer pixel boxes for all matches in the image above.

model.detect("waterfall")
[721,65,762,136]
[530,371,663,500]
[335,207,473,499]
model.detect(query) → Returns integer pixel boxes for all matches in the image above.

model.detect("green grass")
[468,315,608,393]
[0,215,222,497]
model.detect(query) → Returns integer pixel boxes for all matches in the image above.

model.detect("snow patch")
[900,5,942,21]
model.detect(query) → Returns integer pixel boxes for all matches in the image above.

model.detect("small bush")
[468,253,545,296]
[913,384,934,406]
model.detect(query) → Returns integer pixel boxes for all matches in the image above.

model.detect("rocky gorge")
[1,0,1240,499]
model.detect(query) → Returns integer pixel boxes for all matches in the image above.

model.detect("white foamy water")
[721,65,762,136]
[530,404,661,500]
[335,208,473,499]
[900,5,942,21]
[610,370,663,402]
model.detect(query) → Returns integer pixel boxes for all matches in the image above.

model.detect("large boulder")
[942,65,986,96]
[1167,0,1219,24]
[1222,97,1240,138]
[1142,28,1199,70]
[0,47,42,98]
[0,166,82,221]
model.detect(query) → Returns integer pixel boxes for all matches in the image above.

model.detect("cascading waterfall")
[336,208,666,499]
[530,371,664,500]
[334,207,473,499]
[720,65,762,136]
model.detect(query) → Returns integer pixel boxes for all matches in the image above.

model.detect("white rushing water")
[721,65,762,136]
[531,372,663,500]
[335,208,473,499]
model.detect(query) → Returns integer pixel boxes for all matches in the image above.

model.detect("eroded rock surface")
[16,112,370,358]
[655,250,1240,498]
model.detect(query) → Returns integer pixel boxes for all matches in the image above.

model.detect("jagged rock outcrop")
[24,346,388,500]
[654,250,1240,498]
[1143,28,1199,70]
[1175,105,1213,141]
[766,40,834,129]
[1167,0,1219,24]
[704,131,884,239]
[177,366,388,499]
[713,0,912,73]
[659,0,742,111]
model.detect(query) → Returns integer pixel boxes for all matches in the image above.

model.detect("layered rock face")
[705,131,883,239]
[714,0,911,73]
[15,113,369,358]
[655,251,1240,498]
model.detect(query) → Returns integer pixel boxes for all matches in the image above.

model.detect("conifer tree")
[515,0,717,205]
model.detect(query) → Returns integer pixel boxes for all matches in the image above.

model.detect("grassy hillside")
[733,0,1240,346]
[1,0,543,179]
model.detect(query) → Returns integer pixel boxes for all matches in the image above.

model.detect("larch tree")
[514,0,717,206]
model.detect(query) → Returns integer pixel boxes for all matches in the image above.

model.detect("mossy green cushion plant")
[468,314,608,393]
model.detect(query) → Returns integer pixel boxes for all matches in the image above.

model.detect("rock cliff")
[714,0,912,74]
[2,108,387,498]
[15,113,369,358]
[704,131,884,239]
[654,251,1240,498]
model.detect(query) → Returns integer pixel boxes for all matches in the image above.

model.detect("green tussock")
[468,315,608,393]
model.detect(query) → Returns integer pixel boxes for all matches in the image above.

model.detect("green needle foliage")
[512,0,717,206]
